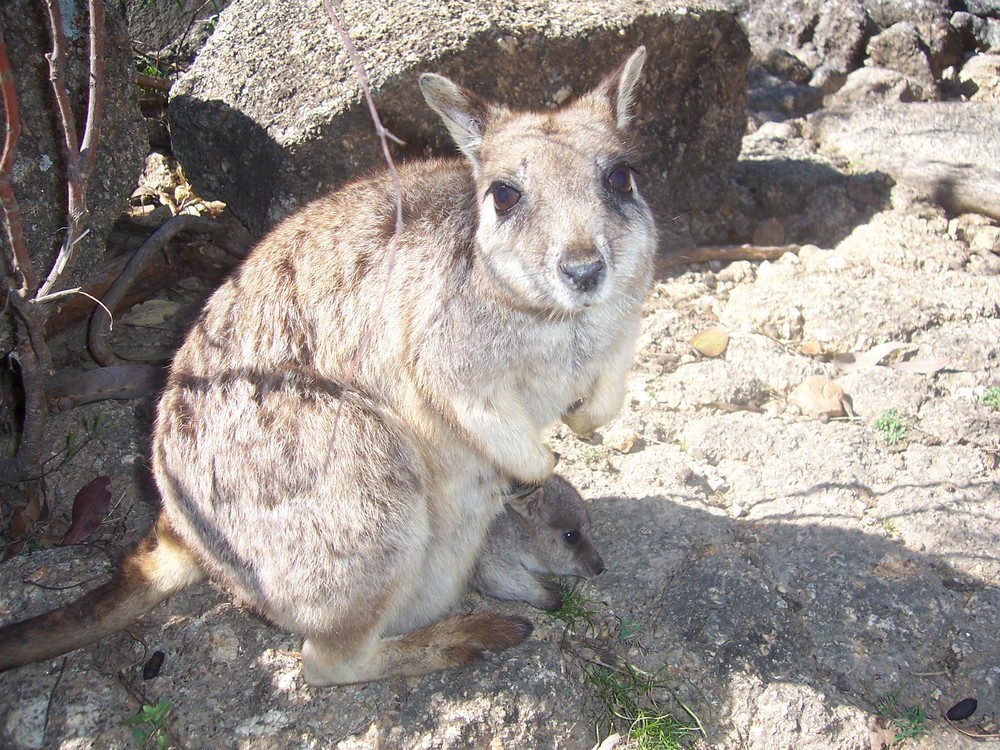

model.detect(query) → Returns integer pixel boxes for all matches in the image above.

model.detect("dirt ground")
[1,88,999,750]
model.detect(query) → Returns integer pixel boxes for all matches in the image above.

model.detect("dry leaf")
[799,340,825,357]
[788,375,853,420]
[121,299,181,327]
[5,487,50,560]
[890,357,950,374]
[832,341,908,371]
[602,428,639,454]
[690,327,729,358]
[10,508,33,539]
[61,476,112,546]
[9,487,46,539]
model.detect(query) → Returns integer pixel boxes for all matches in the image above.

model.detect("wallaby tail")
[302,612,534,686]
[0,515,203,671]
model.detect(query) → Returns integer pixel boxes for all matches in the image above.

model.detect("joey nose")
[558,254,605,292]
[592,556,606,576]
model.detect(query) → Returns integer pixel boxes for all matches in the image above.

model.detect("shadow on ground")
[590,483,997,743]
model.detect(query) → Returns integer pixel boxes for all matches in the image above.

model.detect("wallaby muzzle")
[558,247,605,292]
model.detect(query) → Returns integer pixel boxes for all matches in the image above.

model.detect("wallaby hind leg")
[301,613,533,686]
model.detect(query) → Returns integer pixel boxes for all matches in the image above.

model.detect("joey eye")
[563,530,582,545]
[608,165,635,195]
[489,182,521,213]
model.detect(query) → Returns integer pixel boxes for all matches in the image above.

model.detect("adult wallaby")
[0,47,656,685]
[473,475,605,611]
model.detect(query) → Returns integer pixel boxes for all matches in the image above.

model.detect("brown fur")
[0,48,655,684]
[0,516,202,670]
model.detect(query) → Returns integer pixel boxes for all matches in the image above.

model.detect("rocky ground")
[1,3,1000,749]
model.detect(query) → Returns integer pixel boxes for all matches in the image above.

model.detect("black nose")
[558,256,605,292]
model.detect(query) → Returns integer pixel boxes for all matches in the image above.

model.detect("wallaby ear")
[419,73,489,164]
[508,486,545,521]
[594,46,647,133]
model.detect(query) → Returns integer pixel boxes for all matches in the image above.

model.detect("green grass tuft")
[877,687,929,748]
[981,386,1000,411]
[546,580,600,636]
[874,407,911,445]
[125,699,173,749]
[584,662,703,750]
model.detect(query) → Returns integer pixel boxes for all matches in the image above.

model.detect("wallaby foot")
[534,578,564,611]
[301,612,533,686]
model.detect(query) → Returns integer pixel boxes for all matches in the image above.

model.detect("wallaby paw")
[561,405,597,436]
[563,386,625,436]
[534,580,564,611]
[504,451,561,498]
[512,445,557,486]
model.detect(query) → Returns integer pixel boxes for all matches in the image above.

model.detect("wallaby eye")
[608,165,634,195]
[563,530,582,545]
[488,182,522,213]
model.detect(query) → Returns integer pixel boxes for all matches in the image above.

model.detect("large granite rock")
[124,0,233,64]
[0,0,146,296]
[168,0,750,241]
[731,0,872,72]
[810,101,1000,220]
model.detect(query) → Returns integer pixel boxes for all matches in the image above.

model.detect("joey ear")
[419,73,489,164]
[508,486,545,521]
[595,46,647,132]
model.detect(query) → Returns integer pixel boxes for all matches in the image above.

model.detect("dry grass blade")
[320,0,405,450]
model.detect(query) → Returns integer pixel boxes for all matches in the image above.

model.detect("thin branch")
[655,244,802,276]
[172,0,223,62]
[321,0,404,448]
[134,72,172,92]
[0,30,36,293]
[42,657,71,744]
[36,287,114,322]
[37,0,107,299]
[79,0,105,176]
[88,214,236,366]
[41,0,79,162]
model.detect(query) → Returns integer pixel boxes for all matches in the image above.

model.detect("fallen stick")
[656,244,800,275]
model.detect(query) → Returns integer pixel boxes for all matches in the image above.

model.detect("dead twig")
[88,214,240,366]
[37,0,106,299]
[946,719,1000,741]
[0,30,34,294]
[0,1,108,484]
[321,0,404,448]
[176,0,222,60]
[134,72,172,92]
[42,657,71,744]
[655,244,801,276]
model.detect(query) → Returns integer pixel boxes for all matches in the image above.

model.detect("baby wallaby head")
[508,474,604,578]
[419,48,656,314]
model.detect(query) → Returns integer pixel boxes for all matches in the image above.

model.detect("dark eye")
[489,182,521,213]
[563,530,581,545]
[608,165,634,195]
